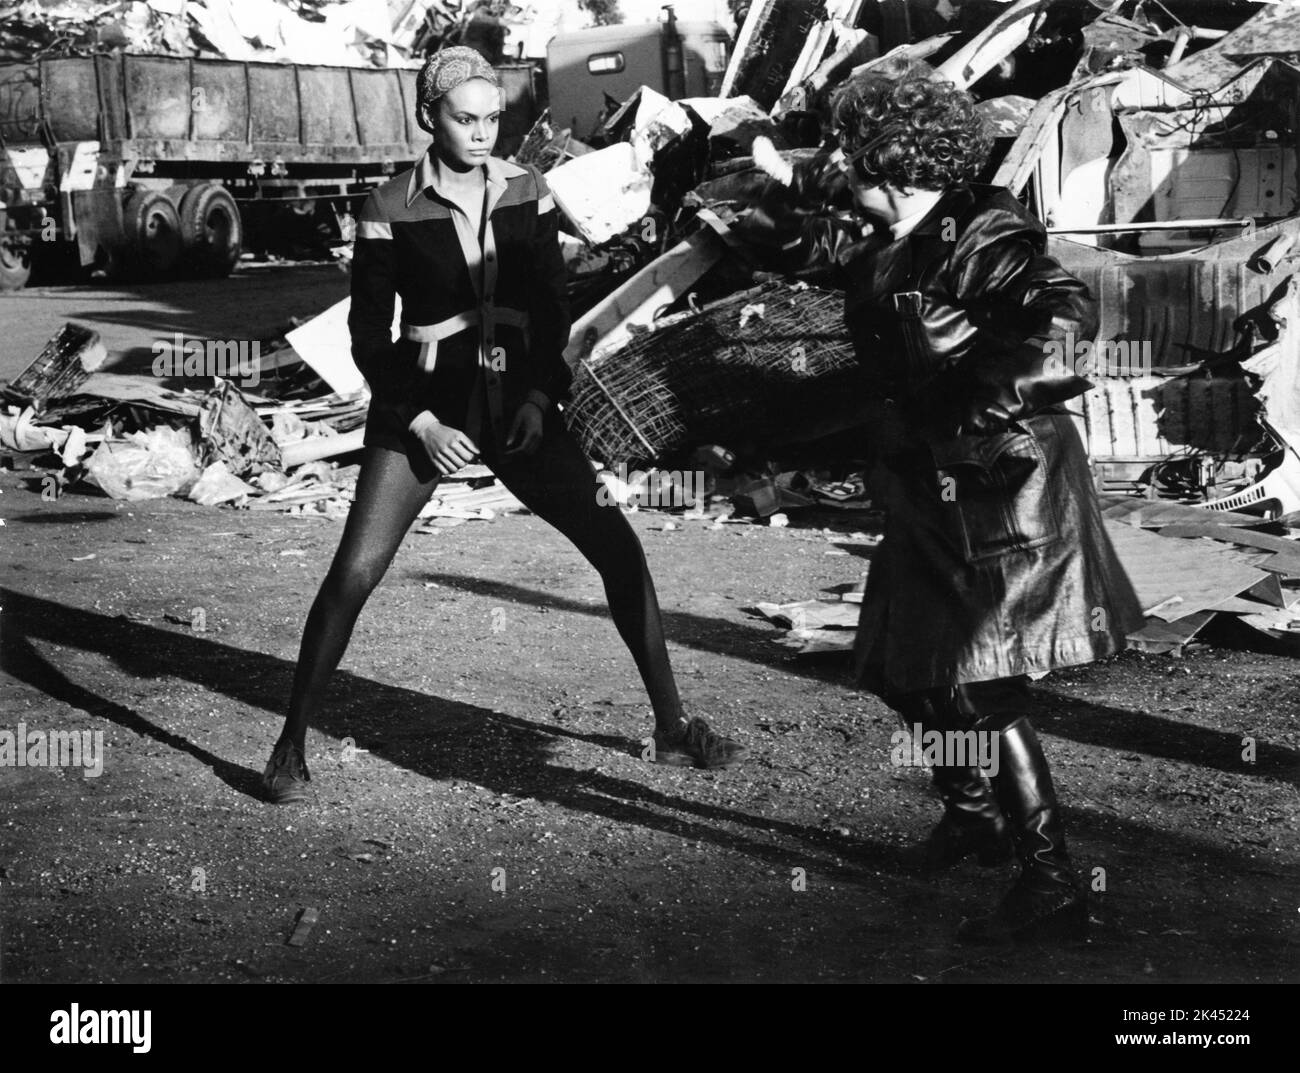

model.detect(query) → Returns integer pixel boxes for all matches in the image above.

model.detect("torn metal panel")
[1206,272,1300,517]
[1,323,107,411]
[935,0,1048,90]
[990,82,1077,201]
[1240,273,1300,436]
[772,0,867,111]
[719,0,827,109]
[197,380,282,478]
[1072,10,1165,80]
[976,94,1037,137]
[1166,0,1300,91]
[1077,376,1259,460]
[1048,218,1300,369]
[1110,60,1300,255]
[996,59,1300,254]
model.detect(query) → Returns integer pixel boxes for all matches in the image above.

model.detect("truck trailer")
[0,53,538,290]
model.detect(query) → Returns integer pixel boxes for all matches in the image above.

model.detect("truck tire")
[177,182,242,277]
[122,186,183,278]
[0,241,32,291]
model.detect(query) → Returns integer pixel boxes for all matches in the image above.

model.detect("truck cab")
[546,19,730,139]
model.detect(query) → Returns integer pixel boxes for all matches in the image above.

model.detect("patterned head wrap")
[417,46,500,111]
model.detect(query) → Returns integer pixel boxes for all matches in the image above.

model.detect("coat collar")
[405,149,527,208]
[899,183,975,238]
[837,184,977,270]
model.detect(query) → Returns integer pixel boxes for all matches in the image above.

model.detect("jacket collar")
[405,149,527,208]
[907,183,975,238]
[837,183,977,269]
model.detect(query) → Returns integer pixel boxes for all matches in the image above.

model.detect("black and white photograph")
[0,0,1294,1039]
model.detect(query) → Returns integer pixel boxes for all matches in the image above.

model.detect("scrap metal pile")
[0,0,499,66]
[11,1,1300,653]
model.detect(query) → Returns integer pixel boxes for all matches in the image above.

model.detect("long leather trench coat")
[830,182,1143,696]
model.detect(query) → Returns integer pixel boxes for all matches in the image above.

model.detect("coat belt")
[403,307,530,373]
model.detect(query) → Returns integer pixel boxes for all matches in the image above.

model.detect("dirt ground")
[1,266,1297,986]
[2,461,1298,985]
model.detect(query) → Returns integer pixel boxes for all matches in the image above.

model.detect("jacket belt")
[403,306,531,374]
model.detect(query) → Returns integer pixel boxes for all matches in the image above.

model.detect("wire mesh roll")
[564,280,861,467]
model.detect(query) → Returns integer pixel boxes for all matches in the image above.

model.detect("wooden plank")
[1156,523,1300,576]
[563,229,725,367]
[1207,596,1277,614]
[1246,572,1293,609]
[1105,518,1271,621]
[1100,496,1269,529]
[1127,610,1214,654]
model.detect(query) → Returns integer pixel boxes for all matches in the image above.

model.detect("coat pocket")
[931,430,1061,563]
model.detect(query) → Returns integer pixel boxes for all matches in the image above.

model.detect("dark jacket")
[825,183,1143,694]
[350,153,572,450]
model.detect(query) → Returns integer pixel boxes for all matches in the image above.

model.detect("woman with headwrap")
[261,47,746,804]
[750,62,1142,942]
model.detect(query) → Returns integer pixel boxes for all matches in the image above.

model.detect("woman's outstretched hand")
[414,417,479,476]
[504,401,543,457]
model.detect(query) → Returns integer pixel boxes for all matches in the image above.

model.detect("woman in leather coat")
[772,64,1143,941]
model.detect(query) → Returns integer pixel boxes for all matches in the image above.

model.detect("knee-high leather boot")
[895,690,1011,872]
[958,715,1087,942]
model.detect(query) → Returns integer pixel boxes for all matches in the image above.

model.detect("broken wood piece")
[287,907,318,947]
[1126,611,1215,654]
[278,428,366,468]
[245,486,343,510]
[754,599,860,631]
[563,226,727,368]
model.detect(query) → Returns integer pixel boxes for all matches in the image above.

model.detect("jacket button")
[486,253,494,262]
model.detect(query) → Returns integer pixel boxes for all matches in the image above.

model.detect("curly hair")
[830,62,992,191]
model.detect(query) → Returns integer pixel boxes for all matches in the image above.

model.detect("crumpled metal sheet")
[197,380,282,478]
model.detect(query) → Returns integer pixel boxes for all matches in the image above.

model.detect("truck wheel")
[178,182,242,277]
[123,186,183,278]
[0,241,32,290]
